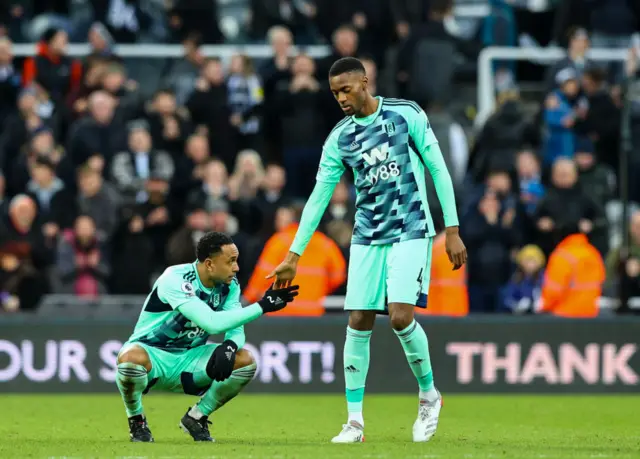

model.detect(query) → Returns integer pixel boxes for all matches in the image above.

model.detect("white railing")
[11,43,331,59]
[477,46,630,129]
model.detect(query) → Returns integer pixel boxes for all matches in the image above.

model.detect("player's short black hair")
[196,231,234,262]
[329,57,366,78]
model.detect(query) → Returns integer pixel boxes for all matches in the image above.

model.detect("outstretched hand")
[266,254,299,288]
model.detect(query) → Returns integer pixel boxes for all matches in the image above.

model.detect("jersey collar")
[351,96,383,127]
[192,261,213,294]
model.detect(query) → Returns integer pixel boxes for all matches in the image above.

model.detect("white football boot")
[331,421,365,443]
[412,390,443,442]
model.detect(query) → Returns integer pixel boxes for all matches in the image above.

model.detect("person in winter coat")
[543,67,581,165]
[500,244,545,314]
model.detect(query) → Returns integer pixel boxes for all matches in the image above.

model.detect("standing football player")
[116,231,299,442]
[268,57,467,443]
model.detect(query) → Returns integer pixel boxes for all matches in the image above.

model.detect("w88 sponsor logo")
[366,161,400,185]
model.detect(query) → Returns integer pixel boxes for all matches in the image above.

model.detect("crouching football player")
[115,231,299,442]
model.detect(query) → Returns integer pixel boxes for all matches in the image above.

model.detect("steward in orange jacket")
[416,233,469,316]
[243,206,346,316]
[539,224,605,318]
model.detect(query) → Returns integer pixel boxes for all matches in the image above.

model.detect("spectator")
[167,204,211,266]
[110,120,174,206]
[228,54,264,155]
[539,221,605,317]
[25,155,65,234]
[22,28,82,104]
[317,24,359,76]
[0,195,53,310]
[579,67,621,169]
[146,88,191,156]
[243,202,346,316]
[101,62,142,122]
[250,0,311,43]
[391,0,431,40]
[166,0,222,44]
[261,26,294,164]
[67,90,123,172]
[276,53,326,198]
[606,210,640,303]
[1,87,45,186]
[461,170,523,313]
[66,57,108,121]
[500,244,545,314]
[543,67,581,165]
[93,0,152,44]
[227,149,264,235]
[187,158,228,210]
[172,133,211,200]
[86,22,117,66]
[534,158,601,255]
[134,174,179,269]
[55,214,109,296]
[416,231,469,317]
[162,33,205,107]
[54,163,121,240]
[516,148,545,217]
[186,57,233,167]
[109,208,154,294]
[0,37,19,127]
[468,91,536,182]
[396,0,481,99]
[545,27,592,92]
[321,178,355,237]
[256,163,288,240]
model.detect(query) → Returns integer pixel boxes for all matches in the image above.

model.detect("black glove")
[208,339,238,382]
[258,284,300,313]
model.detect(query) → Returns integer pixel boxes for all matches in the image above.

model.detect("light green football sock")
[195,362,257,416]
[394,320,435,393]
[116,362,148,417]
[344,326,372,426]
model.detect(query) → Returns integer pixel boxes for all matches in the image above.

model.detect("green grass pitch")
[0,394,638,458]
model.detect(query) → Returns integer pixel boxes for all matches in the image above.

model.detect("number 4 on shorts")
[416,268,423,301]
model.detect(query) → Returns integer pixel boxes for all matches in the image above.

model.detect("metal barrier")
[11,43,332,59]
[477,46,629,129]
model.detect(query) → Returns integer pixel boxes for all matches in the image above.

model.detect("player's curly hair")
[196,231,234,262]
[329,57,365,78]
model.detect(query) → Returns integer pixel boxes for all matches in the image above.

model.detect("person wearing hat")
[543,66,580,165]
[500,245,545,314]
[22,27,82,102]
[545,27,592,93]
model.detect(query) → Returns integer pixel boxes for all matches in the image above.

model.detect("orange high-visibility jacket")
[540,234,605,318]
[243,223,346,316]
[416,233,469,316]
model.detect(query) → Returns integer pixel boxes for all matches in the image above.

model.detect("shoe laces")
[198,416,212,434]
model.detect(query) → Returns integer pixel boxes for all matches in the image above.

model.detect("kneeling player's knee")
[389,306,414,331]
[117,346,152,372]
[234,348,256,371]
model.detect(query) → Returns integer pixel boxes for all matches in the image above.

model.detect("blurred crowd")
[0,0,639,316]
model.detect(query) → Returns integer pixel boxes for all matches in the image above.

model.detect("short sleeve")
[408,108,438,154]
[156,269,199,310]
[316,133,345,184]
